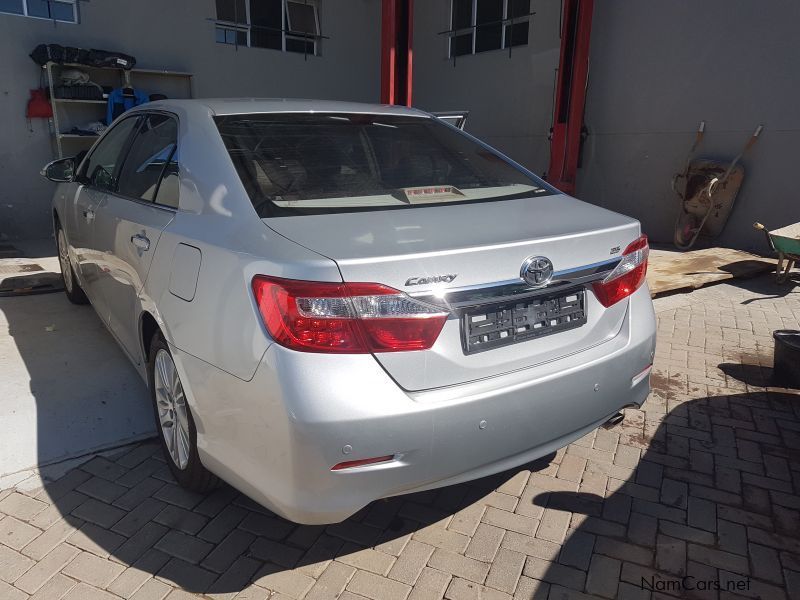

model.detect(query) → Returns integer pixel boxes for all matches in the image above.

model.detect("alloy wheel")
[57,229,73,293]
[154,349,190,470]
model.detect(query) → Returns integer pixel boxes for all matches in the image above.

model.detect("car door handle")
[130,234,151,251]
[82,209,95,222]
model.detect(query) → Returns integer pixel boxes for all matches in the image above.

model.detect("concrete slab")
[0,292,154,478]
[647,246,775,296]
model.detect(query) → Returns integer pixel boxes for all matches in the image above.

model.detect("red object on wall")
[26,89,52,119]
[547,0,594,195]
[381,0,413,106]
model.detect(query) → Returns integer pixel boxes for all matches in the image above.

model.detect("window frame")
[215,24,249,46]
[113,111,182,211]
[114,112,181,209]
[214,0,321,56]
[0,0,78,23]
[77,115,142,193]
[285,0,320,54]
[447,0,530,58]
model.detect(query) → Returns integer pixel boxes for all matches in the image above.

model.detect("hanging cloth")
[106,87,149,125]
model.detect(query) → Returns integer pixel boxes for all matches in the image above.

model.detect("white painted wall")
[412,0,561,177]
[579,0,800,249]
[415,0,800,250]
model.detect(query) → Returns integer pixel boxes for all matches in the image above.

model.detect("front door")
[91,113,179,363]
[70,115,142,318]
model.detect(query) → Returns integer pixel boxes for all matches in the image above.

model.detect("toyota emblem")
[521,256,554,287]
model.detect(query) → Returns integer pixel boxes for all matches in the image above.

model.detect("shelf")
[53,98,106,104]
[57,134,100,139]
[132,68,193,78]
[45,61,192,158]
[46,62,192,78]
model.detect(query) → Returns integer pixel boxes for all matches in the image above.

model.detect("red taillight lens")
[251,276,449,353]
[592,235,649,307]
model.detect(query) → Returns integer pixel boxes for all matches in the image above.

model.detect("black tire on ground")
[148,332,219,492]
[56,225,89,305]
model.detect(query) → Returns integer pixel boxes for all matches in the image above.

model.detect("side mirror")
[41,158,75,183]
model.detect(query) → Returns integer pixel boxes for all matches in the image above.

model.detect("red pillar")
[381,0,413,106]
[547,0,594,195]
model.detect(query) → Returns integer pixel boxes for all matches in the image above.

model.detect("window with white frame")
[215,0,321,55]
[0,0,77,22]
[449,0,530,57]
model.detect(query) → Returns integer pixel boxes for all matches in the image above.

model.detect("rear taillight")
[251,276,449,353]
[592,235,649,307]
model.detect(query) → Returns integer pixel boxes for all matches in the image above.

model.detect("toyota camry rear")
[53,99,655,525]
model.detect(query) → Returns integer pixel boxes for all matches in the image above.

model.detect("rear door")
[68,116,141,310]
[91,113,178,363]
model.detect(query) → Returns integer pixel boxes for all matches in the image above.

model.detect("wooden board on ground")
[0,256,62,296]
[647,247,774,297]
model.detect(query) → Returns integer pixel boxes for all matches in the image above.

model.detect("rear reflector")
[592,235,649,307]
[631,364,653,387]
[331,455,395,471]
[252,276,449,353]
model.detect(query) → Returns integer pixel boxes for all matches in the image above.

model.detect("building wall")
[579,0,800,249]
[412,0,561,176]
[0,0,380,241]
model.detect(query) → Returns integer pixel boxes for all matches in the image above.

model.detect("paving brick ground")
[1,275,799,600]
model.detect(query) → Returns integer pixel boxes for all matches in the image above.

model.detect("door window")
[116,114,180,208]
[81,116,140,192]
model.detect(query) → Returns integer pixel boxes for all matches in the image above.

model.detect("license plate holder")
[461,287,587,354]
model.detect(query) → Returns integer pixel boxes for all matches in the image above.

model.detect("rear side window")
[81,116,140,192]
[214,113,551,217]
[117,114,179,207]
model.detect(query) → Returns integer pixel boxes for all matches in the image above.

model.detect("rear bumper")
[179,285,656,524]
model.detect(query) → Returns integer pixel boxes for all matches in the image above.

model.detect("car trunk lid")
[263,194,641,391]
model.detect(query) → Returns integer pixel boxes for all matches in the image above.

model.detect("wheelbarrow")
[754,221,800,283]
[673,122,763,250]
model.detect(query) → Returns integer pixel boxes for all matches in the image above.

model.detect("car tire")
[56,225,89,305]
[148,332,219,492]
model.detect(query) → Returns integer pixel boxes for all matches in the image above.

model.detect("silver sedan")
[43,99,656,524]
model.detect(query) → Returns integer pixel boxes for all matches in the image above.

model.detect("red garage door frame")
[381,0,414,106]
[547,0,594,195]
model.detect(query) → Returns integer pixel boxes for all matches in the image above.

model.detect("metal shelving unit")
[43,62,193,158]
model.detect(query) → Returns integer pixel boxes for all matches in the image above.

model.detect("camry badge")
[405,274,458,286]
[520,256,554,287]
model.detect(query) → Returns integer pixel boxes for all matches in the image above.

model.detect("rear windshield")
[214,113,553,217]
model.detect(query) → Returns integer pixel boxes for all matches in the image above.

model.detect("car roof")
[143,98,431,118]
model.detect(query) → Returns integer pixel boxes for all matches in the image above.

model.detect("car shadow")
[0,291,153,475]
[4,288,800,596]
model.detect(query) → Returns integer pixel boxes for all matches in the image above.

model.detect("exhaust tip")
[603,412,624,428]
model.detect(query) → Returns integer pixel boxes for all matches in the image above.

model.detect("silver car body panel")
[177,283,654,524]
[51,98,657,524]
[264,196,639,390]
